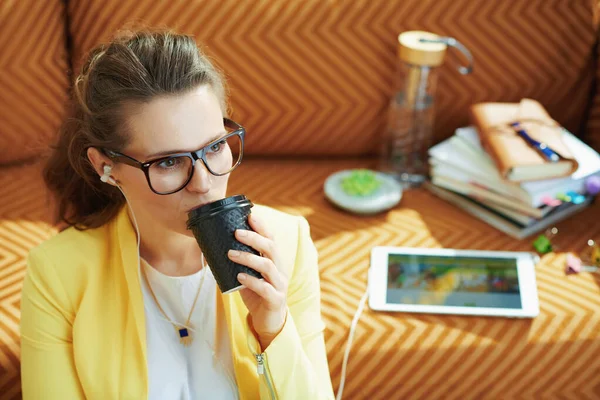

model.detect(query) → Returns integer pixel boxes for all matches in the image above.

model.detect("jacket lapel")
[115,205,148,396]
[220,289,260,398]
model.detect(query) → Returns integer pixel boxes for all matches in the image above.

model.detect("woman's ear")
[87,147,112,178]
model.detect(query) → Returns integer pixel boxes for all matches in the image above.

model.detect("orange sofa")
[2,1,600,399]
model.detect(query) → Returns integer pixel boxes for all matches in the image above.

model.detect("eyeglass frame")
[101,118,245,195]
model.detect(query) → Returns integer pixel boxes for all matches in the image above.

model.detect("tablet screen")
[386,254,522,309]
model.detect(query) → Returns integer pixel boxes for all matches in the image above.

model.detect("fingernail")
[237,229,248,237]
[229,250,240,257]
[238,273,246,281]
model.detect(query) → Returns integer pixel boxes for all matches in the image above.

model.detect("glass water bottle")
[379,31,473,188]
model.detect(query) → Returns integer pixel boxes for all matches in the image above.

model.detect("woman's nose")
[185,161,212,194]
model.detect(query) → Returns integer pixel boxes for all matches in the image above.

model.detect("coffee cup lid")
[187,194,253,226]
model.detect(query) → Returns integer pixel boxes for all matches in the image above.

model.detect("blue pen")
[510,121,560,163]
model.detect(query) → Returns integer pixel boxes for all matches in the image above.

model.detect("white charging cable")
[104,167,239,398]
[336,288,369,400]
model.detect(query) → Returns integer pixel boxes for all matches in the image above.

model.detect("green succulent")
[341,169,382,196]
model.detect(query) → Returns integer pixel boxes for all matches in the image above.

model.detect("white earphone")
[100,165,117,185]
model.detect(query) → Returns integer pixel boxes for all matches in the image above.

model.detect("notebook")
[469,99,579,182]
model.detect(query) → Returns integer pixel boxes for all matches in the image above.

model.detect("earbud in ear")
[100,165,116,185]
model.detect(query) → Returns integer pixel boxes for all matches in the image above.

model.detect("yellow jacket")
[20,204,335,399]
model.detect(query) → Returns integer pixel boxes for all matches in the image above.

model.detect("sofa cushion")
[0,1,69,165]
[0,161,56,399]
[3,158,600,398]
[67,0,597,157]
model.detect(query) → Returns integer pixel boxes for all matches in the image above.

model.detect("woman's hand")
[228,213,288,351]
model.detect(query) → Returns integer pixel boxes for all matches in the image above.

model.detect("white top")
[140,259,239,400]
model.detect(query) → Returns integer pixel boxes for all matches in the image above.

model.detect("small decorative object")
[565,191,586,205]
[324,169,403,215]
[565,252,599,275]
[340,169,383,196]
[591,240,600,266]
[533,234,553,254]
[556,192,572,203]
[585,176,600,196]
[541,195,562,207]
[579,239,600,267]
[566,253,583,274]
[533,227,559,254]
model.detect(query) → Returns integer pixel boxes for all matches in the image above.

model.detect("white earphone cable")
[113,178,238,398]
[336,288,369,400]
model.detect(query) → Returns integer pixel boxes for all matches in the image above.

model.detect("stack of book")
[425,100,600,239]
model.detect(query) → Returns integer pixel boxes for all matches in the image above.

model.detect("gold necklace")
[141,256,206,346]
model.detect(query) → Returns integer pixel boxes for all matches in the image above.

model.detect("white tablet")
[368,247,540,318]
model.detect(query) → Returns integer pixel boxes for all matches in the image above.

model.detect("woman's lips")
[186,202,210,213]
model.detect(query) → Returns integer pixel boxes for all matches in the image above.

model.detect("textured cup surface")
[187,195,261,293]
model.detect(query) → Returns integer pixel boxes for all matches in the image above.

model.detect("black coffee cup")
[186,194,262,294]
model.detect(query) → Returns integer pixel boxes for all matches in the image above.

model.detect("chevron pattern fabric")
[3,158,600,398]
[0,0,69,166]
[230,159,600,399]
[585,19,600,152]
[0,161,56,400]
[67,0,599,157]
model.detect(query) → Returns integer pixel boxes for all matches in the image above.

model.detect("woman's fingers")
[228,248,285,291]
[230,212,288,293]
[247,213,274,242]
[235,228,275,260]
[237,271,279,302]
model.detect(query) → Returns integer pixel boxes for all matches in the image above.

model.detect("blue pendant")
[176,326,193,346]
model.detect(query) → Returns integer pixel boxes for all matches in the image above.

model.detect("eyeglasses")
[103,118,245,195]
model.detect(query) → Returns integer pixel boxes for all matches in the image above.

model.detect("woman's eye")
[158,158,178,168]
[210,140,226,153]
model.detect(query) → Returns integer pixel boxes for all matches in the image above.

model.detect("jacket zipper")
[255,353,276,400]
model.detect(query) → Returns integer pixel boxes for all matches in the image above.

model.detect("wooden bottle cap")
[398,31,447,67]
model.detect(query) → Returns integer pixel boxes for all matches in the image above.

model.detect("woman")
[20,30,335,400]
